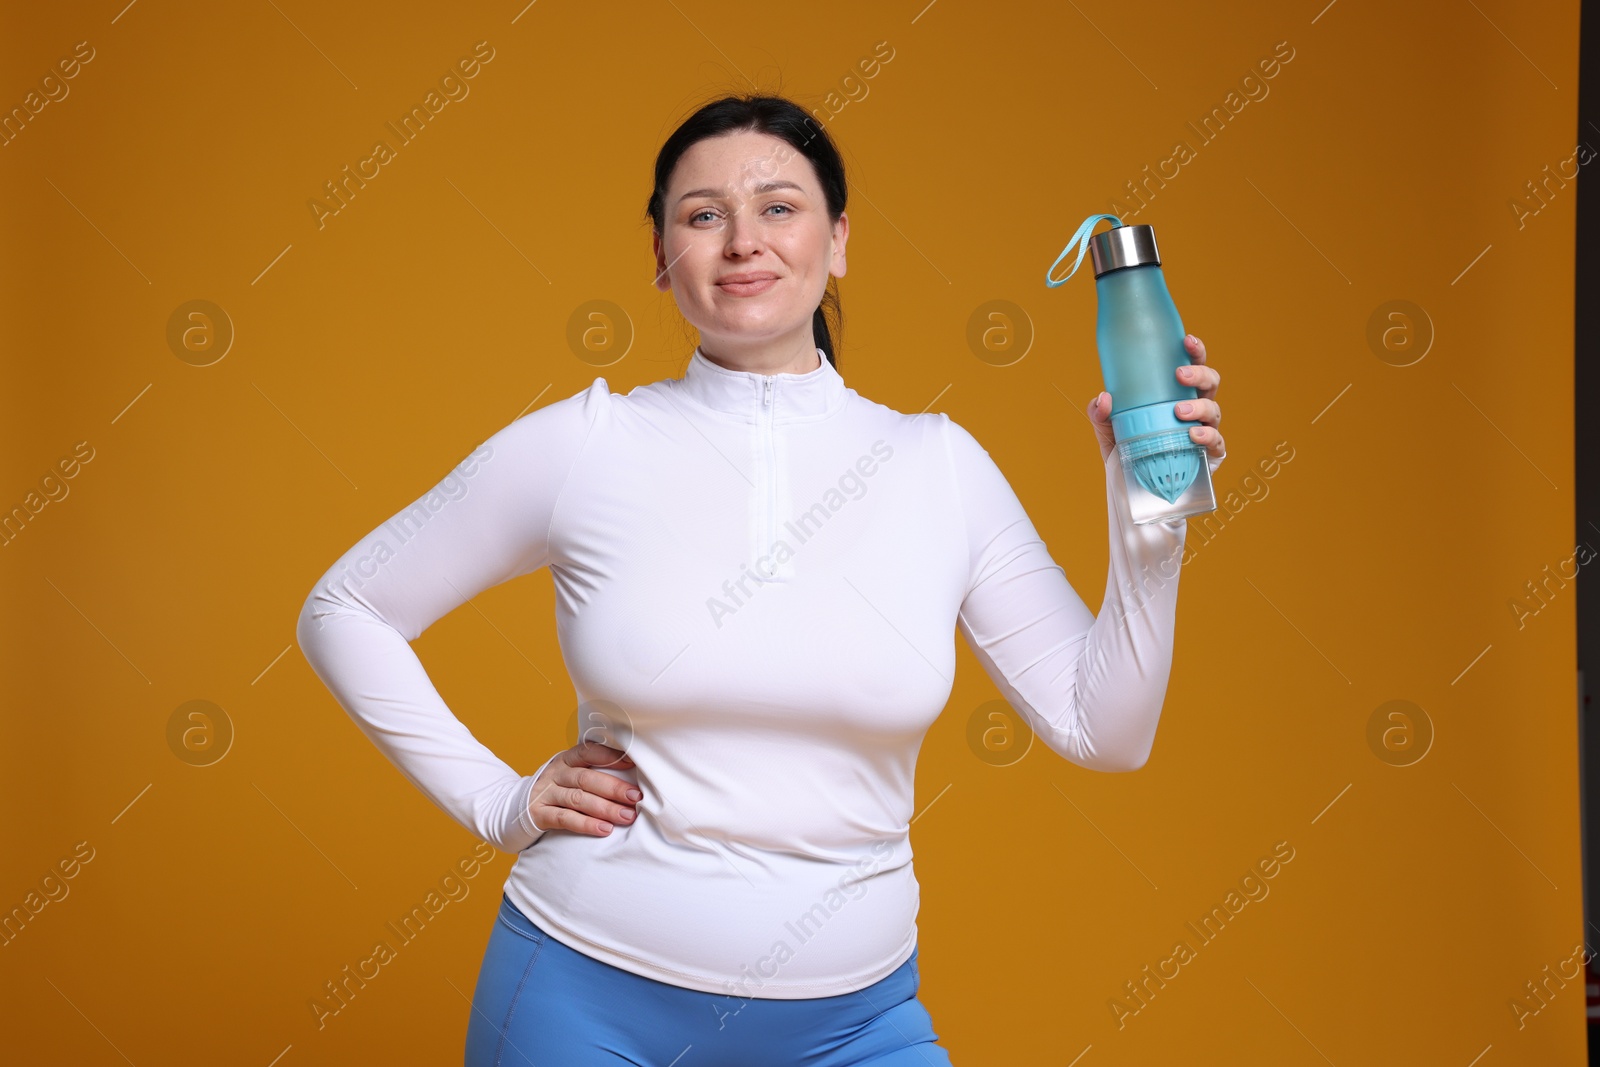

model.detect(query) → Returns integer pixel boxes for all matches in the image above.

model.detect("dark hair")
[645,94,847,368]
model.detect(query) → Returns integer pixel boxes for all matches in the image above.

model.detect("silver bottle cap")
[1089,224,1160,277]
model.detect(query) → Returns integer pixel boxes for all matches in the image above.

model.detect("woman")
[296,94,1224,1065]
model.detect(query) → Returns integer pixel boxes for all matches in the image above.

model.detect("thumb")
[575,739,626,765]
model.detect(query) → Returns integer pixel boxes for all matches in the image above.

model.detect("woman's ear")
[830,212,849,279]
[651,230,672,292]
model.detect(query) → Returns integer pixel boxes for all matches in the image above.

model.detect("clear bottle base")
[1117,433,1216,525]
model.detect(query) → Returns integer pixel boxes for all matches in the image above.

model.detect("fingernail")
[1177,402,1193,415]
[1185,334,1197,344]
[627,789,642,801]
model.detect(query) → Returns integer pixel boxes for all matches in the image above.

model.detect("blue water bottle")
[1046,213,1217,525]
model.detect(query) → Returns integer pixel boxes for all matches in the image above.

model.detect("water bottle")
[1045,213,1217,525]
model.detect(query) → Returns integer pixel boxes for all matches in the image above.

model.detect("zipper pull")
[764,378,773,407]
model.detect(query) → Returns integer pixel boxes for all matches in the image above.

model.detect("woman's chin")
[699,312,798,340]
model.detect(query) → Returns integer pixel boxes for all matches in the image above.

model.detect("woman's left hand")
[1087,333,1225,468]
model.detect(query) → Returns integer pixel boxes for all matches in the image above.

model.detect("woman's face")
[653,129,848,359]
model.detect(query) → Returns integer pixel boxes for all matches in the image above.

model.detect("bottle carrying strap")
[1045,213,1125,287]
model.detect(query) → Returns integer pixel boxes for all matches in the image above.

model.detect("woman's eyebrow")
[676,180,806,204]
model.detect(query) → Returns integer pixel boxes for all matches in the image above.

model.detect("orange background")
[0,0,1586,1062]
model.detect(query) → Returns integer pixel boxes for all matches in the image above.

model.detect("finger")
[531,801,618,837]
[577,740,632,768]
[1183,333,1207,365]
[1175,362,1220,398]
[575,766,644,812]
[1187,423,1225,458]
[547,778,636,831]
[1174,397,1221,428]
[566,767,640,823]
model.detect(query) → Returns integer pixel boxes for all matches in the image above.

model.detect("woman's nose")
[724,210,762,254]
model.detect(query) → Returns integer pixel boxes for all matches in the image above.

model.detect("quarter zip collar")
[678,345,847,423]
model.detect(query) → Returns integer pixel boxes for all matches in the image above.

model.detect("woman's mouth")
[716,275,779,297]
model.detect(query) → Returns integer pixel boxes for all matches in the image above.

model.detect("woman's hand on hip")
[528,740,642,837]
[1086,333,1225,465]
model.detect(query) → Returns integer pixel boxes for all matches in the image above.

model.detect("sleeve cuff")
[511,750,565,852]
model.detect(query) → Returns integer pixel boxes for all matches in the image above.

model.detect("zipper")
[757,376,777,580]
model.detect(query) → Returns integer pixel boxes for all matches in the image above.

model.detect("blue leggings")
[464,892,955,1066]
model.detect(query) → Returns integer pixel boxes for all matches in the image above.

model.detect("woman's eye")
[689,204,791,224]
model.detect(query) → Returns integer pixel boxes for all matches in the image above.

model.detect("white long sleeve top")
[295,346,1212,998]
